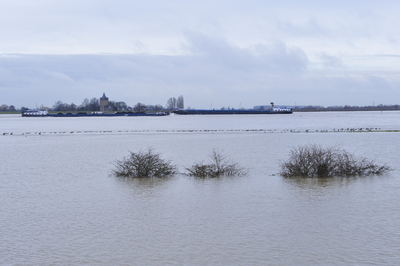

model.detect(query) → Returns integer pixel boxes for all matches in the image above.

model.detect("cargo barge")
[173,102,292,115]
[173,109,292,115]
[22,110,169,117]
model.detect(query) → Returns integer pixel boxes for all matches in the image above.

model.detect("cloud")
[275,18,329,37]
[318,52,342,68]
[1,31,400,109]
[183,31,308,74]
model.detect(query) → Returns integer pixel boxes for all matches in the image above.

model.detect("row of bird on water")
[2,127,384,136]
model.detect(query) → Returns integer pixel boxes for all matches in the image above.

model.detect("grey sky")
[1,0,399,109]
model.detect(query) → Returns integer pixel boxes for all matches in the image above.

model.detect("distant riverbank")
[293,107,400,112]
[3,108,400,115]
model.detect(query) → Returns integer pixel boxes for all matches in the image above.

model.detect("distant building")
[100,93,109,111]
[103,105,113,112]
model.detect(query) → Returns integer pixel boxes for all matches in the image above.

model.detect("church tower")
[100,93,109,111]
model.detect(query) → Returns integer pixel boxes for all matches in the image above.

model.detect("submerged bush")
[112,148,177,177]
[280,144,390,178]
[185,149,247,177]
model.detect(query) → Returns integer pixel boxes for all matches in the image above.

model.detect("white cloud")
[2,33,399,109]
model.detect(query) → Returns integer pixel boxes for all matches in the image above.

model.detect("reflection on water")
[1,112,400,265]
[283,175,360,188]
[115,175,174,190]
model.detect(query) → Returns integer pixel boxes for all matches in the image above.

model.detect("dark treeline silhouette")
[294,104,400,112]
[1,95,185,113]
[49,98,173,112]
[52,98,100,112]
[0,104,17,111]
[2,96,399,113]
[46,95,185,112]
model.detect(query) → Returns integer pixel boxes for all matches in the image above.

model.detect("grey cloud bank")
[1,0,399,109]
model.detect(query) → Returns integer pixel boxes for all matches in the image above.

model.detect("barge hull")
[22,112,169,117]
[173,109,292,115]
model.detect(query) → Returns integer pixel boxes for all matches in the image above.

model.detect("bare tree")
[185,149,247,177]
[112,148,177,178]
[154,104,164,111]
[280,144,391,178]
[0,104,9,111]
[133,102,147,113]
[70,103,77,111]
[166,97,177,110]
[114,101,127,111]
[53,100,63,111]
[177,95,184,109]
[78,98,90,111]
[89,98,100,111]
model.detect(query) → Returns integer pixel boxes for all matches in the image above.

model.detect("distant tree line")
[2,98,400,114]
[38,95,185,113]
[52,98,101,112]
[293,104,400,112]
[145,104,164,112]
[0,104,17,111]
[51,98,167,113]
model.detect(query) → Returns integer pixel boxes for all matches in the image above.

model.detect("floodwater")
[1,111,400,265]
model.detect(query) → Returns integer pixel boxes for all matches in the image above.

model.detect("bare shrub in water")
[185,149,247,177]
[280,144,390,178]
[112,148,177,177]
